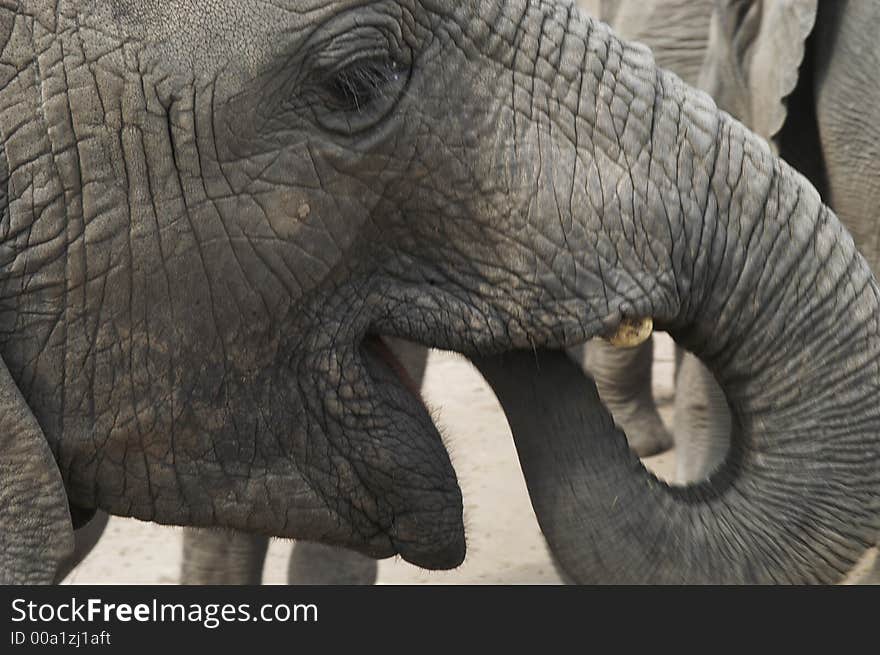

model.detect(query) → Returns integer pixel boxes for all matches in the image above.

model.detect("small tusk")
[605,317,653,349]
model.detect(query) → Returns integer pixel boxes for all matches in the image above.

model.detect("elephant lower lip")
[395,538,466,570]
[355,335,466,569]
[355,533,465,570]
[390,507,467,570]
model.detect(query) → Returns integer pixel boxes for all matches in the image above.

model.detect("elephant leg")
[180,529,269,585]
[570,337,673,457]
[673,352,732,483]
[288,542,378,585]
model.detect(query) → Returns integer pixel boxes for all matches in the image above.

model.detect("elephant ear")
[699,0,818,141]
[0,355,75,583]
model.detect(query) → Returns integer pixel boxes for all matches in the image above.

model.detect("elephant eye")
[312,55,409,135]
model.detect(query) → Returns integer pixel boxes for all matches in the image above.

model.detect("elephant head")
[0,0,878,584]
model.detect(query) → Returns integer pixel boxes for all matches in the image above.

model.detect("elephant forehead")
[85,1,313,74]
[77,1,412,83]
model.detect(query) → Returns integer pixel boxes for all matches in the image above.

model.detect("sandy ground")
[64,334,878,585]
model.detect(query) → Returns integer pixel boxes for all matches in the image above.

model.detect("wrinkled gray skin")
[570,0,715,459]
[565,0,880,580]
[180,337,427,585]
[689,0,880,582]
[691,0,880,474]
[2,1,880,585]
[580,0,712,99]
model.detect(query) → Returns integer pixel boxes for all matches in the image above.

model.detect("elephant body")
[1,1,879,585]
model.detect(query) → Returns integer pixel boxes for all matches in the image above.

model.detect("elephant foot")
[607,396,674,457]
[571,338,674,458]
[180,529,269,585]
[288,542,378,585]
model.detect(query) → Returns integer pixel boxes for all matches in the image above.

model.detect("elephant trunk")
[472,10,880,583]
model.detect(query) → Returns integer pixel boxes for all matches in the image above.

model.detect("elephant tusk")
[604,317,653,349]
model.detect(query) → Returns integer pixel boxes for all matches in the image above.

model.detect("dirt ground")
[63,334,878,585]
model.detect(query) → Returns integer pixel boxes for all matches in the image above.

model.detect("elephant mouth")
[362,335,424,401]
[351,334,466,570]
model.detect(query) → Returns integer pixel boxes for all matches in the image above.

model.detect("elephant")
[66,0,709,586]
[1,0,879,585]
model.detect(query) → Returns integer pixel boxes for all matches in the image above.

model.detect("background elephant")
[2,1,879,585]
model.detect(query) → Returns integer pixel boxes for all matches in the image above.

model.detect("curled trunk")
[473,174,880,581]
[469,10,880,583]
[477,341,880,582]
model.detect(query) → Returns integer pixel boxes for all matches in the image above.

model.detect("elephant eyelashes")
[312,56,409,135]
[327,59,399,111]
